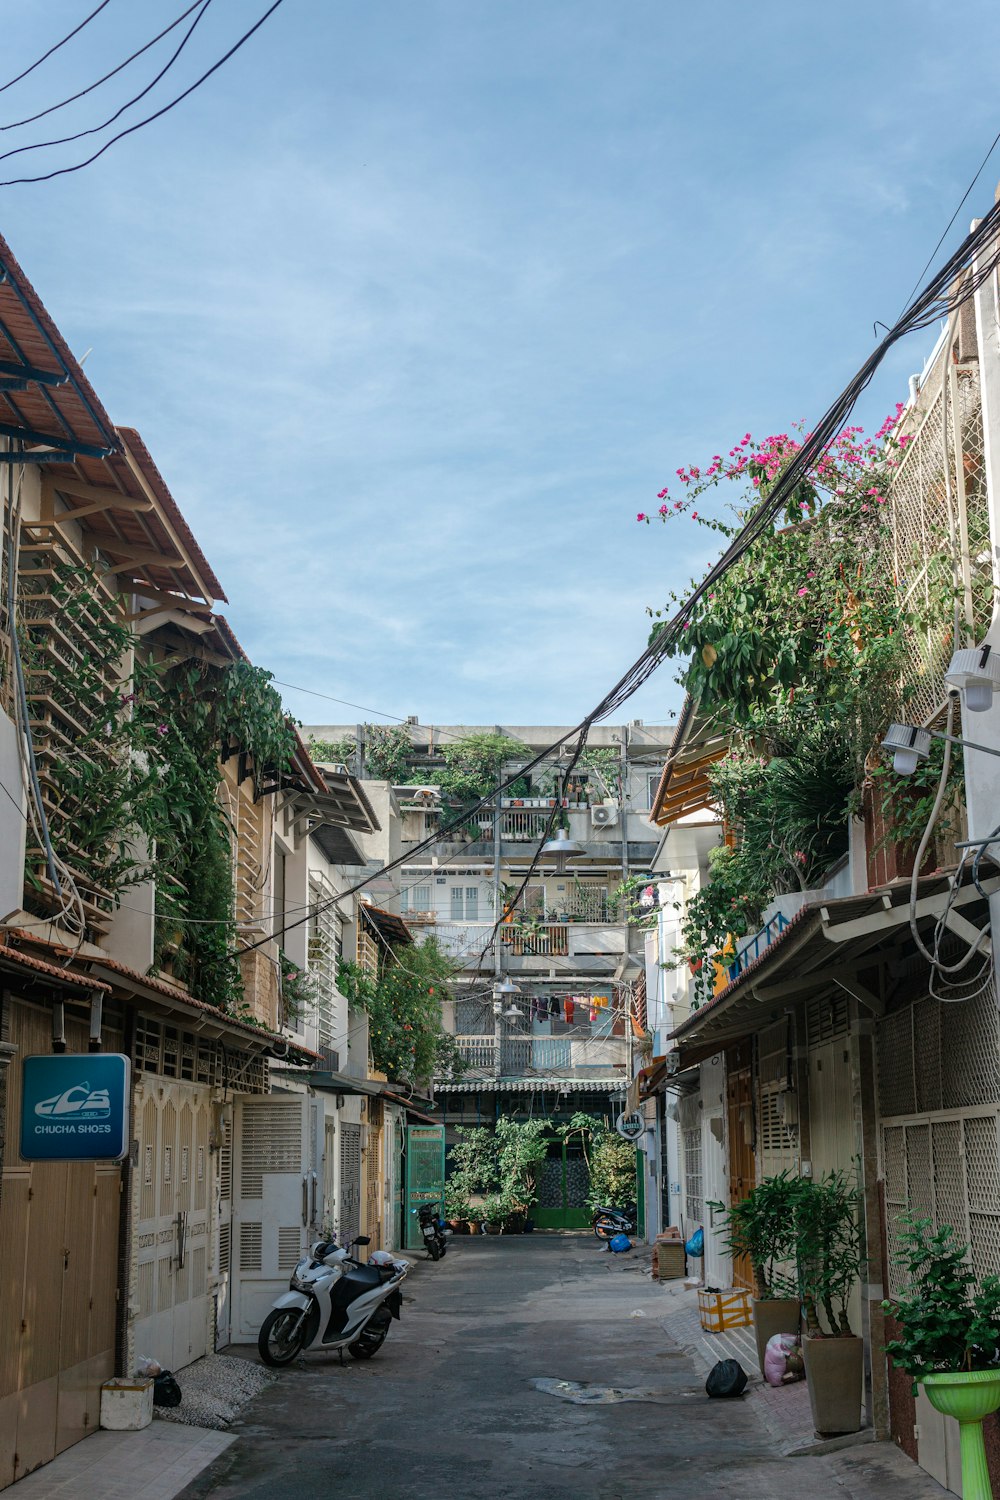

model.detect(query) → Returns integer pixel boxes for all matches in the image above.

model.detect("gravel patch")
[153,1354,276,1430]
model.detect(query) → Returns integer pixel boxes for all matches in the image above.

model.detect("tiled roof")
[0,942,112,992]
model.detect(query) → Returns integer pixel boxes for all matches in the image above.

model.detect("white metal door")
[231,1095,314,1341]
[133,1079,212,1371]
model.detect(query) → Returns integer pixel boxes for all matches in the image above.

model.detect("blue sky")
[3,0,1000,729]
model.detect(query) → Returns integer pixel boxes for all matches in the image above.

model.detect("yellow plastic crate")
[697,1287,752,1332]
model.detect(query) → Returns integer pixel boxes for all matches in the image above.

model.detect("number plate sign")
[20,1053,131,1161]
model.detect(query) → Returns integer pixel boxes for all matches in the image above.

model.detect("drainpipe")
[493,765,502,1083]
[969,218,1000,990]
[52,999,66,1053]
[88,990,104,1051]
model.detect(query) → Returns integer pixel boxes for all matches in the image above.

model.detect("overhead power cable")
[0,0,114,97]
[0,0,214,167]
[0,0,286,187]
[215,190,1000,974]
[896,128,1000,322]
[1,0,205,133]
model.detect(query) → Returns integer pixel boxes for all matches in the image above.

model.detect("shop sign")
[20,1053,131,1161]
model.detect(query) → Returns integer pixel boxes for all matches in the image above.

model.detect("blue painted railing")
[727,910,790,980]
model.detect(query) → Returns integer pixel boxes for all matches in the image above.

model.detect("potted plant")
[884,1218,1000,1500]
[796,1171,866,1437]
[482,1193,509,1234]
[710,1171,802,1374]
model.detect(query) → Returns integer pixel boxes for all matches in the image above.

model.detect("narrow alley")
[177,1237,945,1500]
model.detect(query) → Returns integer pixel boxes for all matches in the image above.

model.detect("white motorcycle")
[257,1235,410,1366]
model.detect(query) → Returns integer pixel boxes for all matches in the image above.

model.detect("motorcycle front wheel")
[258,1308,307,1366]
[593,1215,618,1241]
[348,1317,390,1359]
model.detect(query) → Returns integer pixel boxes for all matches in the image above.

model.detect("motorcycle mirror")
[354,1235,371,1246]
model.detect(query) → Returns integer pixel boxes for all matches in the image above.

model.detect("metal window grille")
[683,1127,703,1227]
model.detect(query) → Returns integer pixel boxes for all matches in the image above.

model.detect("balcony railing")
[451,1034,627,1077]
[500,924,570,957]
[453,1035,496,1071]
[729,911,790,978]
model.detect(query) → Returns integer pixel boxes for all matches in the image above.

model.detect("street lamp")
[540,826,585,874]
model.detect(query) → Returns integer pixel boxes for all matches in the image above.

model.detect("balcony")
[452,1034,628,1078]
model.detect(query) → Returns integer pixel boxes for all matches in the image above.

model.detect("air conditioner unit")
[590,804,619,828]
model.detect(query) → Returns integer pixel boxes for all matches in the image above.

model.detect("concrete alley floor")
[179,1234,949,1500]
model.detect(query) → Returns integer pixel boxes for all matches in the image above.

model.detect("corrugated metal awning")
[435,1077,626,1094]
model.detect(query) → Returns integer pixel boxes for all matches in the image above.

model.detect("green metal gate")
[404,1124,445,1250]
[532,1134,591,1229]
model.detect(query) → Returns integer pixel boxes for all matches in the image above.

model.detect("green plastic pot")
[922,1370,1000,1500]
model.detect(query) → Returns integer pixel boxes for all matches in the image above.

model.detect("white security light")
[503,1003,523,1021]
[945,645,1000,713]
[881,723,932,777]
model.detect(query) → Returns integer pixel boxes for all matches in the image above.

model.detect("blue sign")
[20,1053,131,1161]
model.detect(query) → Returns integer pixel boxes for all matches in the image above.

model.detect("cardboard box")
[100,1378,154,1430]
[697,1287,752,1332]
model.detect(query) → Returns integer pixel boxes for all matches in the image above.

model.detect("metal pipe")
[52,998,66,1052]
[88,990,103,1051]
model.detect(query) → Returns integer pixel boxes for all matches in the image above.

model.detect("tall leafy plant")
[885,1218,1000,1381]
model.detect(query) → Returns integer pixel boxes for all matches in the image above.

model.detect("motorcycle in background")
[592,1201,638,1241]
[257,1235,409,1366]
[414,1200,450,1260]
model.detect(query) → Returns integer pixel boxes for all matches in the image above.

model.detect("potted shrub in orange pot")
[884,1218,1000,1500]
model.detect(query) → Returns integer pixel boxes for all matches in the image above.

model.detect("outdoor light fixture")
[540,826,585,873]
[881,723,932,777]
[503,1002,522,1021]
[492,977,520,998]
[945,645,1000,712]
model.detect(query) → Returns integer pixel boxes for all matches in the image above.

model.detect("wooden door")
[726,1040,756,1290]
[0,999,122,1491]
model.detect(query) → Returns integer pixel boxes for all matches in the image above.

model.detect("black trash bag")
[705,1359,748,1398]
[153,1370,182,1407]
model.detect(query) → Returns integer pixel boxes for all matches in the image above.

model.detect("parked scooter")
[257,1235,409,1366]
[592,1201,638,1241]
[414,1200,450,1260]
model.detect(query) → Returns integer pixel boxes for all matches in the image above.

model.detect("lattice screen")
[879,979,1000,1292]
[882,360,989,722]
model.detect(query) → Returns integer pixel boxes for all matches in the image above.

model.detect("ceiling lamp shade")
[881,723,932,777]
[945,645,1000,713]
[540,827,585,872]
[492,977,520,998]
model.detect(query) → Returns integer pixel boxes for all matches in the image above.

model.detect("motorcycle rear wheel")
[426,1237,442,1261]
[258,1308,307,1366]
[348,1319,389,1359]
[593,1215,618,1241]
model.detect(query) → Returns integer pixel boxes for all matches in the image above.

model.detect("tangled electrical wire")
[220,195,1000,974]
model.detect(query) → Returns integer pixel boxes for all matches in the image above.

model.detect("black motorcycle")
[592,1200,637,1241]
[414,1200,449,1260]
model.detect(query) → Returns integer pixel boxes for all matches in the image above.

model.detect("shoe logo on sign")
[35,1084,111,1120]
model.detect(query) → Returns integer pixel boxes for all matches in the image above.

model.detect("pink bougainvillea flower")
[637,512,646,522]
[156,723,168,736]
[691,511,699,519]
[796,586,809,596]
